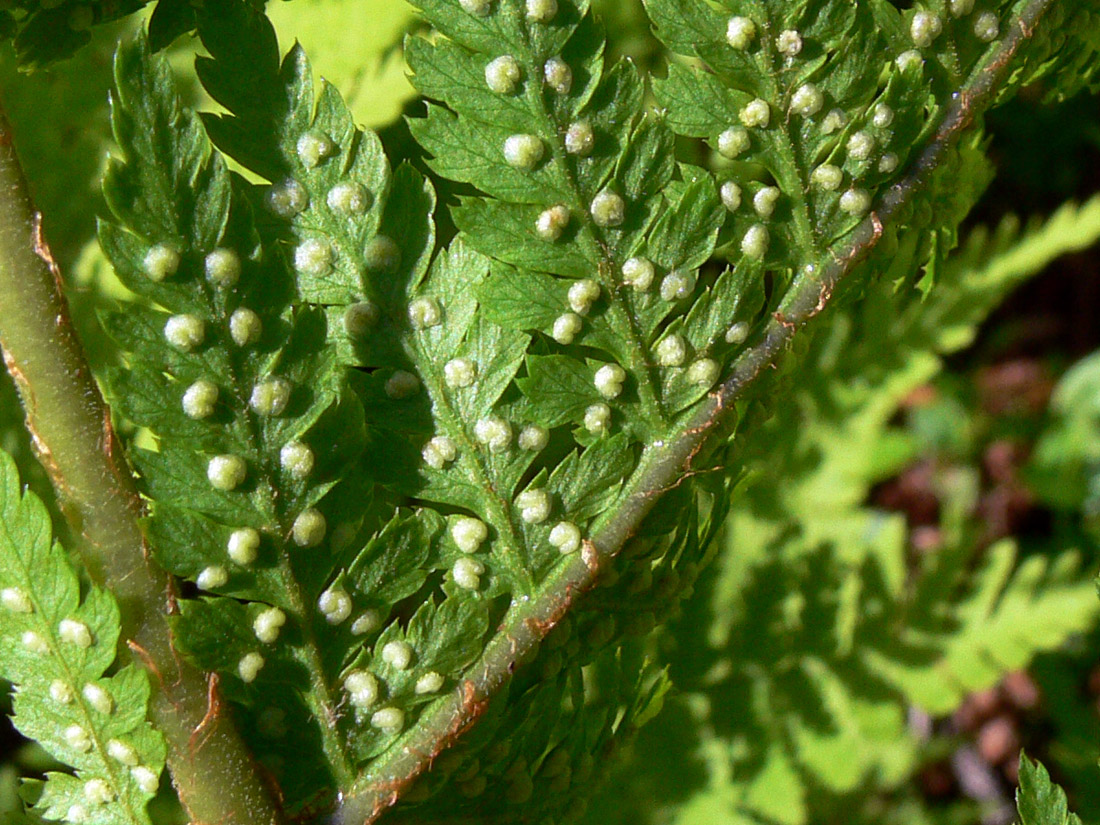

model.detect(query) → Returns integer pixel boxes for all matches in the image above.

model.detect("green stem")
[331,0,1055,821]
[0,105,286,825]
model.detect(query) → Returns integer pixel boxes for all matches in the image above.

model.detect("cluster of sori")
[0,457,161,822]
[459,0,732,407]
[702,2,1004,269]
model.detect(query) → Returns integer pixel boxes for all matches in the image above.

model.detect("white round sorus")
[228,528,260,566]
[565,121,594,156]
[385,371,421,400]
[872,103,895,129]
[741,224,770,260]
[656,334,688,367]
[503,134,545,170]
[536,205,570,241]
[67,805,89,823]
[280,441,315,480]
[660,269,697,302]
[382,640,414,670]
[164,314,204,352]
[590,190,625,227]
[776,29,804,57]
[739,99,770,129]
[230,308,262,347]
[344,301,381,337]
[181,379,217,421]
[50,680,74,704]
[568,279,600,315]
[292,508,327,547]
[327,182,372,215]
[544,57,572,94]
[452,557,485,590]
[251,378,292,417]
[371,707,405,732]
[717,126,750,159]
[295,238,333,275]
[896,50,924,71]
[297,131,336,169]
[847,131,876,161]
[84,779,116,805]
[351,610,383,636]
[143,244,180,282]
[549,522,581,554]
[821,108,849,135]
[485,56,522,94]
[687,358,720,387]
[83,683,113,714]
[238,652,265,683]
[196,565,229,590]
[726,16,757,49]
[107,739,139,766]
[839,188,872,215]
[254,607,287,643]
[21,631,48,654]
[753,187,781,219]
[950,0,975,14]
[878,153,900,174]
[526,0,557,22]
[204,248,241,288]
[444,358,478,389]
[452,517,489,553]
[364,236,401,271]
[460,0,491,14]
[811,164,844,191]
[622,257,655,291]
[552,313,583,345]
[790,84,824,117]
[65,725,92,753]
[416,671,445,695]
[516,489,552,523]
[720,181,742,212]
[910,11,943,47]
[207,455,246,492]
[318,588,353,625]
[266,179,309,217]
[408,297,443,329]
[59,619,92,648]
[726,322,750,344]
[1,587,32,614]
[131,766,159,795]
[584,403,611,435]
[974,12,999,41]
[518,425,549,452]
[474,416,512,452]
[345,670,379,708]
[423,435,458,469]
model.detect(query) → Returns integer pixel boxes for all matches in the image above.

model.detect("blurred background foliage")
[1,1,1099,824]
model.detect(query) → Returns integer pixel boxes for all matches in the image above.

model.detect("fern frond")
[407,0,753,439]
[1017,754,1084,825]
[98,31,388,814]
[0,450,164,825]
[78,1,1100,822]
